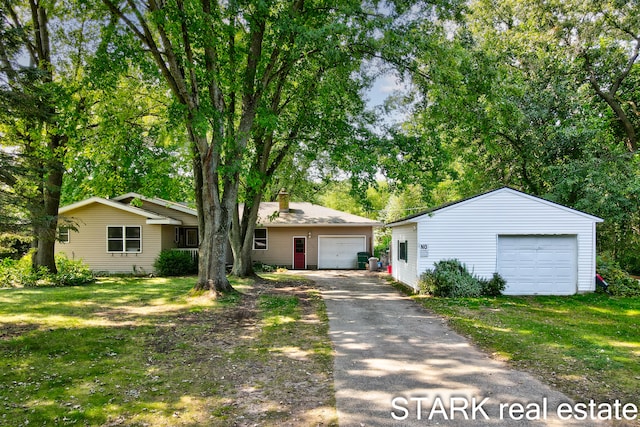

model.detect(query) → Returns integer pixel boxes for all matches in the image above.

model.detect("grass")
[407,290,640,407]
[0,275,336,426]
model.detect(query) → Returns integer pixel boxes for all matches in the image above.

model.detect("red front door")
[293,237,306,269]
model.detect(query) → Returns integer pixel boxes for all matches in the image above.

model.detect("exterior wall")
[252,226,375,269]
[56,204,162,274]
[410,190,598,293]
[161,225,178,251]
[391,223,419,288]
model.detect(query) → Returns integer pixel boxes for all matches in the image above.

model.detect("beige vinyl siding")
[56,203,162,274]
[415,190,598,293]
[161,225,179,251]
[252,226,374,269]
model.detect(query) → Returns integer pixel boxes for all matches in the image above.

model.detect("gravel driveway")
[297,270,607,427]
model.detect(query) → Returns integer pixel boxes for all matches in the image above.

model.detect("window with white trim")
[253,228,267,250]
[107,226,142,253]
[398,240,408,262]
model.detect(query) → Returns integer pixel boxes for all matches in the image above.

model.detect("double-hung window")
[253,229,267,250]
[107,226,142,253]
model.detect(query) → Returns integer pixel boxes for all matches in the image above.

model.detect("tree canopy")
[2,0,638,278]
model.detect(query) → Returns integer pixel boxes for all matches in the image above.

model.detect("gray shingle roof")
[256,202,381,227]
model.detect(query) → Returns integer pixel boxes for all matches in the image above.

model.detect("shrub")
[53,254,95,286]
[253,262,276,273]
[154,250,197,276]
[0,233,31,260]
[0,253,94,287]
[419,259,480,297]
[418,269,437,295]
[418,259,506,298]
[0,258,19,287]
[597,255,640,297]
[479,273,507,297]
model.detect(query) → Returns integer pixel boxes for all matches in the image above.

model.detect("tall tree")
[0,0,101,272]
[554,0,640,153]
[396,0,640,269]
[101,0,460,289]
[230,54,377,277]
[61,65,194,204]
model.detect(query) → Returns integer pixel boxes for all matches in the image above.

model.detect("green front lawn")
[411,292,640,407]
[0,276,336,426]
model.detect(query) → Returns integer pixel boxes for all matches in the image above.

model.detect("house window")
[174,227,180,243]
[254,228,267,250]
[185,228,198,247]
[398,240,408,262]
[107,226,142,253]
[58,227,70,243]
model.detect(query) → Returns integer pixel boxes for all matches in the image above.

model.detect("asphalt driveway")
[298,270,606,427]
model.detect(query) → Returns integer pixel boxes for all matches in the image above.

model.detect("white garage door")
[497,235,577,295]
[318,236,366,269]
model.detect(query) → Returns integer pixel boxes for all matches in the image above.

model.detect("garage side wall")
[391,224,419,288]
[415,191,598,294]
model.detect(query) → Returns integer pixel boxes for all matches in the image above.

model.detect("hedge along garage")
[387,188,603,295]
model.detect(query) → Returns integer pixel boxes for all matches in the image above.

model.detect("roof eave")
[385,218,419,227]
[146,218,182,225]
[113,192,197,217]
[256,222,382,227]
[59,197,167,220]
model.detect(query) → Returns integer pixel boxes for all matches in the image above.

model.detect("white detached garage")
[388,188,603,295]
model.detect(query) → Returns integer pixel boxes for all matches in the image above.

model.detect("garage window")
[254,228,267,250]
[398,240,408,262]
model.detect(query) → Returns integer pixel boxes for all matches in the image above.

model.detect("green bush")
[0,258,20,287]
[597,255,640,297]
[154,250,197,276]
[0,233,31,260]
[479,273,507,297]
[53,254,95,286]
[0,253,94,287]
[253,261,276,273]
[418,259,506,298]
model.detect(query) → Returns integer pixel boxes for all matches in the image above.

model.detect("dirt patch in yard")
[142,277,337,427]
[0,323,40,340]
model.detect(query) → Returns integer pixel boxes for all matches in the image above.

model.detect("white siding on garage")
[391,224,419,288]
[391,188,602,294]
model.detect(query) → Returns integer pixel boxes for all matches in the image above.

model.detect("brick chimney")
[278,188,290,213]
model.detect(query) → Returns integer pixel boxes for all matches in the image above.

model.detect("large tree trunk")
[230,191,263,277]
[31,136,65,274]
[196,205,234,294]
[190,130,235,295]
[598,91,637,152]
